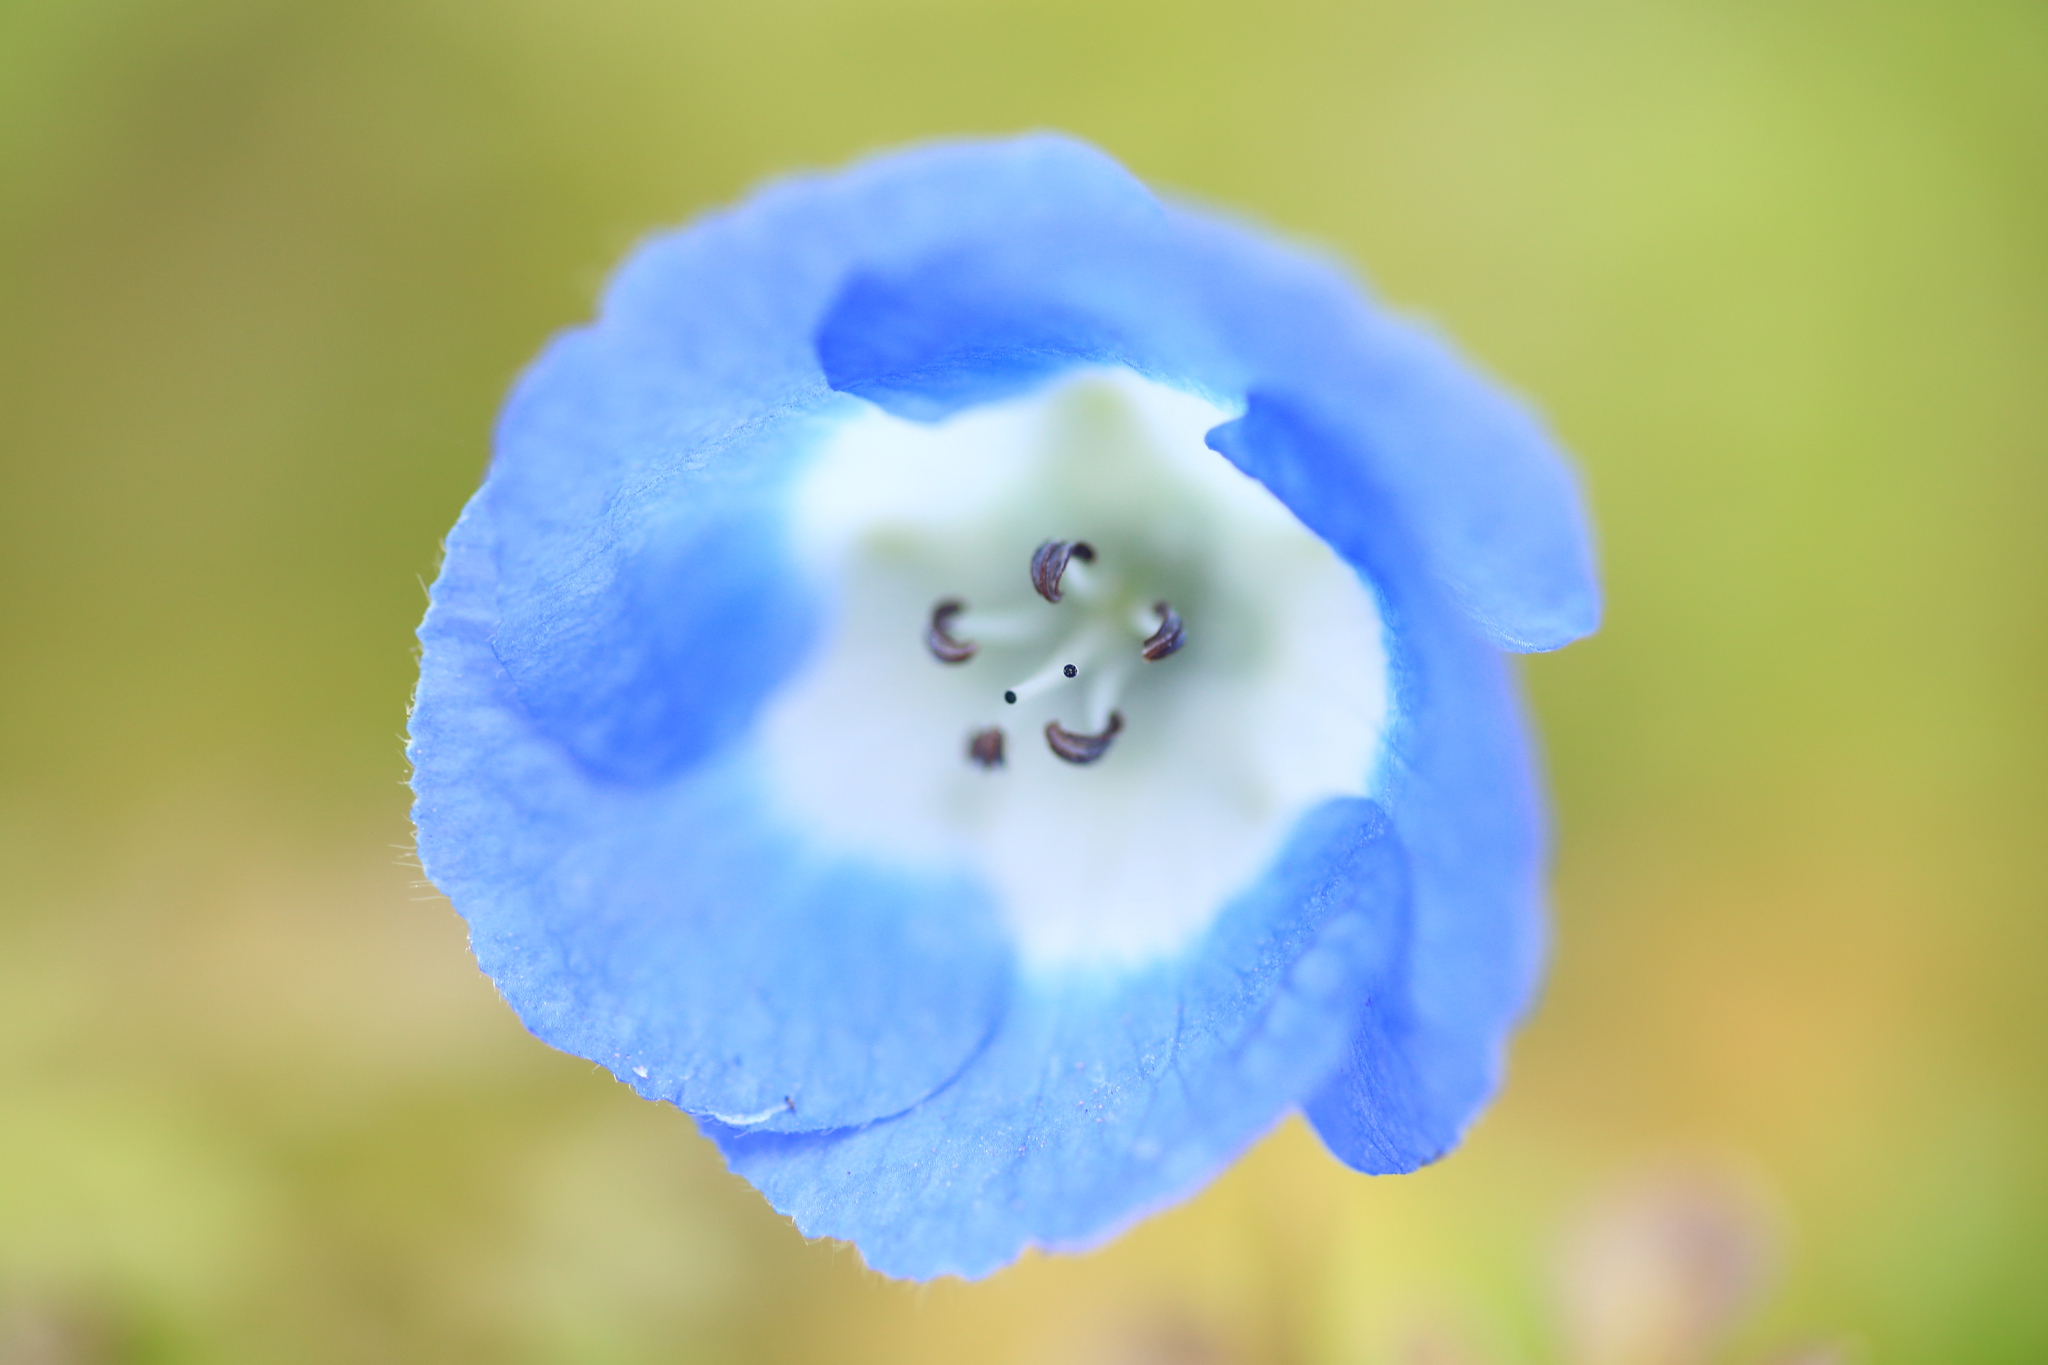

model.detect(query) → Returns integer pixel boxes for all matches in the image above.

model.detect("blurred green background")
[1,0,2042,1360]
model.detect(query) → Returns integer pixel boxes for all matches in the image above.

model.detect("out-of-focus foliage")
[0,0,2041,1361]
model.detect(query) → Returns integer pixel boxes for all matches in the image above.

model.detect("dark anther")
[1003,690,1018,705]
[1062,663,1078,678]
[1142,600,1185,661]
[926,598,976,663]
[1029,540,1096,603]
[968,726,1007,768]
[1044,712,1124,765]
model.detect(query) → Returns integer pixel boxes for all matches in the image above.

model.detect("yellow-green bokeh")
[1,0,2042,1360]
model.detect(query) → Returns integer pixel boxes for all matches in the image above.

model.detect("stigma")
[927,540,1186,766]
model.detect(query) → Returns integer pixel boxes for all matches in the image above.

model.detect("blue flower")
[407,133,1599,1280]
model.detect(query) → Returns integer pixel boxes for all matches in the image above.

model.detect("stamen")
[927,542,1170,768]
[1083,658,1132,732]
[1141,600,1185,661]
[967,727,1006,769]
[925,598,976,664]
[1045,712,1124,765]
[946,608,1045,644]
[1030,540,1096,603]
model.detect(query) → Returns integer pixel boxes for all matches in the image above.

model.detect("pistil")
[1002,624,1111,705]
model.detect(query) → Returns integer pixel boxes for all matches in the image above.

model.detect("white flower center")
[756,368,1391,971]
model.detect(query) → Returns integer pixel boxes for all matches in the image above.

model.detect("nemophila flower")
[407,133,1599,1281]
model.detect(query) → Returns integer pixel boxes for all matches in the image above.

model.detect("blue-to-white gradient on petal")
[759,369,1390,970]
[408,132,1599,1280]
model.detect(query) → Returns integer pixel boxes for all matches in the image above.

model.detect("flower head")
[407,134,1599,1280]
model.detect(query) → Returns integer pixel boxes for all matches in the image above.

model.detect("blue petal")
[1303,630,1542,1170]
[800,150,1598,651]
[710,798,1410,1281]
[415,141,1178,1134]
[1165,207,1601,653]
[1306,575,1546,1173]
[1208,397,1546,1169]
[482,136,1180,783]
[410,495,1012,1132]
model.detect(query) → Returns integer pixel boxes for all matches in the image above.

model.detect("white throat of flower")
[758,368,1391,972]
